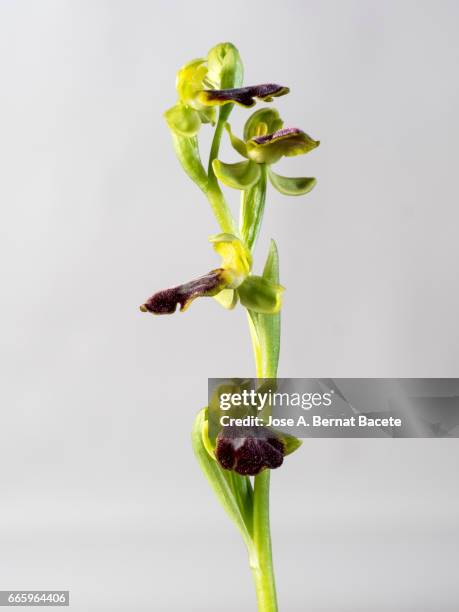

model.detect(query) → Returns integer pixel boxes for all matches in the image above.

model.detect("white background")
[1,1,458,610]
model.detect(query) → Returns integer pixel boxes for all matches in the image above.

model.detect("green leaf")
[246,241,281,378]
[212,159,261,190]
[192,408,254,546]
[228,471,254,534]
[224,123,248,158]
[243,108,284,141]
[261,240,281,378]
[268,168,317,196]
[164,103,201,137]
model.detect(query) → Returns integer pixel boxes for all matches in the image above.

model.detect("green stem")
[207,108,238,235]
[252,470,278,612]
[245,170,279,611]
[250,363,278,612]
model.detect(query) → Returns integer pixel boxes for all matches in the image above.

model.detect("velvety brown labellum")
[140,269,224,315]
[252,127,302,145]
[215,426,284,476]
[201,84,289,108]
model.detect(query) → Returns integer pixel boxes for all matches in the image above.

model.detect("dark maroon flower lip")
[140,269,225,315]
[199,84,289,108]
[215,426,284,476]
[252,127,302,145]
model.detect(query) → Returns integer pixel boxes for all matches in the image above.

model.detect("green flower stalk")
[141,42,319,611]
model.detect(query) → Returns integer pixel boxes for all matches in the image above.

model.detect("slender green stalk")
[247,310,264,379]
[252,470,278,612]
[249,331,279,612]
[207,109,238,235]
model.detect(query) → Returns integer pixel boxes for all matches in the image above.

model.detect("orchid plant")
[141,43,319,611]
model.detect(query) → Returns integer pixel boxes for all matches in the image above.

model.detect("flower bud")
[206,42,243,90]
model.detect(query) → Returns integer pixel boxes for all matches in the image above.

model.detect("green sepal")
[201,411,216,456]
[164,103,201,137]
[238,275,284,315]
[212,159,261,190]
[209,233,252,287]
[268,168,317,196]
[247,129,320,165]
[176,58,208,107]
[243,108,284,141]
[225,123,248,158]
[278,432,302,456]
[199,105,217,125]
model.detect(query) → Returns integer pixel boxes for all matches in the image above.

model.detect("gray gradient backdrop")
[1,1,459,610]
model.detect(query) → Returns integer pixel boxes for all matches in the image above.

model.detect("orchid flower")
[164,43,288,137]
[214,107,319,196]
[140,233,283,315]
[211,108,320,248]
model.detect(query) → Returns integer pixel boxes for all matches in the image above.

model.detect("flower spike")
[149,40,321,612]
